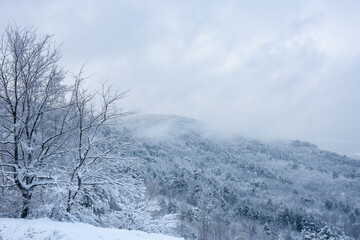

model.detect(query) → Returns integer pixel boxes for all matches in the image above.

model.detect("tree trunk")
[66,190,73,213]
[66,173,82,213]
[20,190,32,218]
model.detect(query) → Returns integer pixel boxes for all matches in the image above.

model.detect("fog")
[1,0,359,158]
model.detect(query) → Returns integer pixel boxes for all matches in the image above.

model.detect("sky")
[1,0,360,158]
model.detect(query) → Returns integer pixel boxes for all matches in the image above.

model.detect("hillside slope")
[120,114,360,240]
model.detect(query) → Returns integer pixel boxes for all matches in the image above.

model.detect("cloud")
[0,0,360,157]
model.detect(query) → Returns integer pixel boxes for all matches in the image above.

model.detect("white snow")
[0,218,183,240]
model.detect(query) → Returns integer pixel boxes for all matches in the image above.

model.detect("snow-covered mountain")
[120,114,360,240]
[1,114,358,240]
[0,218,183,240]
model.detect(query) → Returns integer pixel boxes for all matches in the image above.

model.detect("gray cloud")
[1,0,359,157]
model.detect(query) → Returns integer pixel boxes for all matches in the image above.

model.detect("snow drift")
[0,218,183,240]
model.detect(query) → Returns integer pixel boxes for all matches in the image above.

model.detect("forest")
[1,25,359,240]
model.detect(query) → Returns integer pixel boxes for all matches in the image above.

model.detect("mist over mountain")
[119,114,360,240]
[1,7,359,238]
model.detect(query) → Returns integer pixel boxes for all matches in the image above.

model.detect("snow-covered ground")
[0,218,183,240]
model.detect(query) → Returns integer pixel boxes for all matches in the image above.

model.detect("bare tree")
[0,25,68,218]
[0,25,178,234]
[65,70,134,214]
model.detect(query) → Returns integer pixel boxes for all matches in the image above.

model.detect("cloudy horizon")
[1,0,359,158]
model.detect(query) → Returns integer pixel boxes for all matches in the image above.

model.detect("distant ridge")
[118,114,360,239]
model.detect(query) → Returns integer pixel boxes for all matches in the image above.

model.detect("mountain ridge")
[119,114,360,239]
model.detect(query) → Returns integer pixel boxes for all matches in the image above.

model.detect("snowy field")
[0,218,183,240]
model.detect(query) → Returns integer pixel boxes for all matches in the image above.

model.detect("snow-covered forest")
[1,26,360,240]
[0,25,177,237]
[118,114,360,240]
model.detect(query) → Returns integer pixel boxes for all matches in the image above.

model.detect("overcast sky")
[1,0,360,158]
